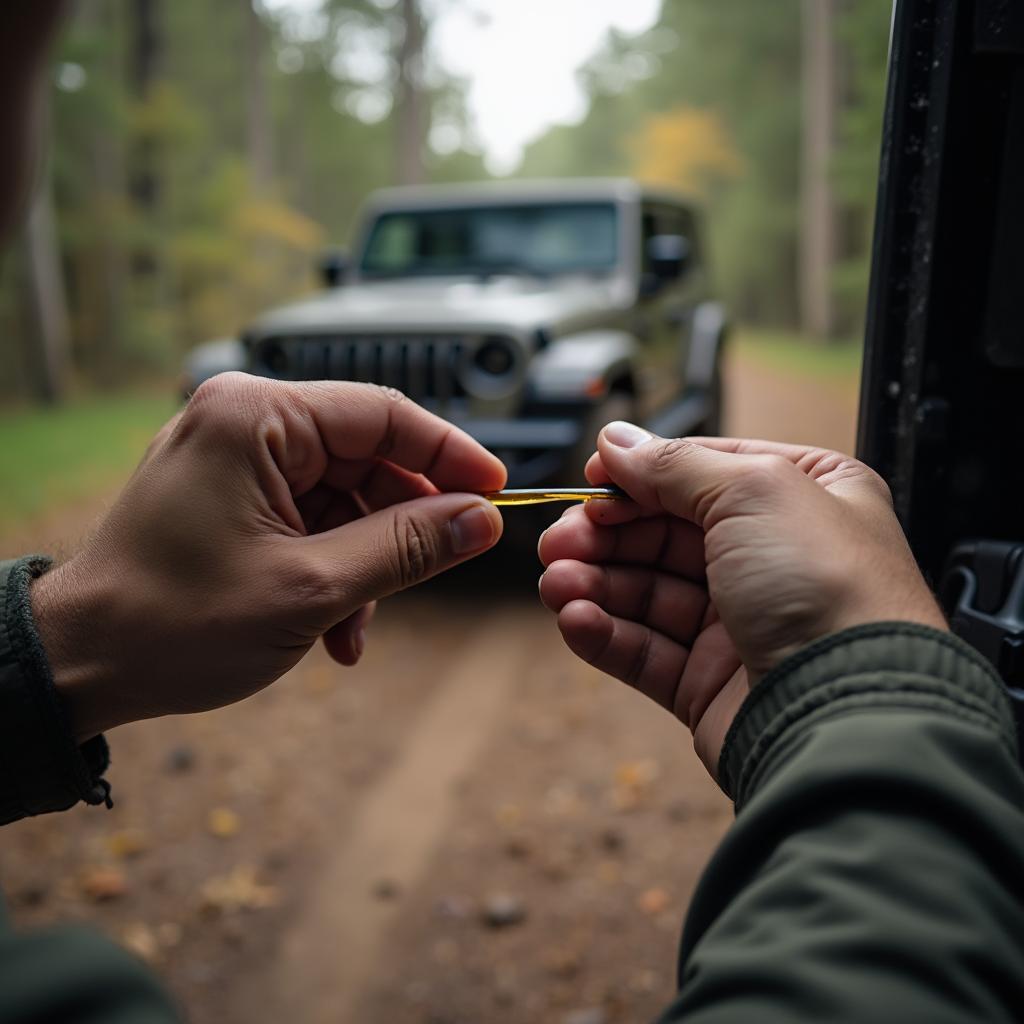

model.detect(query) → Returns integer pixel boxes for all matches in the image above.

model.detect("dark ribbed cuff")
[0,557,111,823]
[719,622,1015,809]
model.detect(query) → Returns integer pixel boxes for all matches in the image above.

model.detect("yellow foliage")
[234,199,323,252]
[628,106,743,197]
[129,81,203,148]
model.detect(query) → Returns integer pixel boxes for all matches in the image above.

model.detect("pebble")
[481,893,527,928]
[598,827,625,853]
[165,745,196,773]
[372,877,401,900]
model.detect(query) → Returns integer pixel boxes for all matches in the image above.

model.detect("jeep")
[184,178,728,486]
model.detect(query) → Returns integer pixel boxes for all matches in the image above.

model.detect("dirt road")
[1,353,859,1024]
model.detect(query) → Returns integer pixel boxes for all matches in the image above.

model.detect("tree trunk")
[800,0,839,339]
[246,0,274,191]
[23,166,71,403]
[395,0,425,186]
[129,0,160,217]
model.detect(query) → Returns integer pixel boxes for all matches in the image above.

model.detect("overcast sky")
[430,0,661,173]
[263,0,661,174]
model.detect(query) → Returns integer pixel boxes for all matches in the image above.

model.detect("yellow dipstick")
[483,486,626,506]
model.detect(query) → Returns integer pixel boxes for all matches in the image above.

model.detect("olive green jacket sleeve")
[0,912,180,1024]
[659,622,1024,1023]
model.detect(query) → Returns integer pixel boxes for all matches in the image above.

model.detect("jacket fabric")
[0,557,110,823]
[2,555,1024,1021]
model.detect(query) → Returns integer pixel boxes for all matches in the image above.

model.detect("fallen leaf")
[79,865,128,902]
[207,807,241,839]
[200,865,278,914]
[106,828,150,860]
[611,759,660,811]
[121,923,159,963]
[638,886,670,916]
[494,803,523,828]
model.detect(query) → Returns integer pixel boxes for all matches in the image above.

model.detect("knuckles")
[392,511,440,588]
[743,453,799,493]
[645,437,699,474]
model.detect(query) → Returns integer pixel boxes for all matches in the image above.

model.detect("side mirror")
[647,234,691,283]
[319,248,349,288]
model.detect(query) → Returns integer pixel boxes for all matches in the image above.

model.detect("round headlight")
[460,335,521,399]
[474,338,516,376]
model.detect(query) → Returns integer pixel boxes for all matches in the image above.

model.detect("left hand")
[31,373,507,740]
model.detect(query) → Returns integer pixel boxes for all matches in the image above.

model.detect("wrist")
[30,561,118,743]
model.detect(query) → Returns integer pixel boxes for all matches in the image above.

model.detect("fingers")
[186,374,506,503]
[303,492,504,614]
[595,421,771,525]
[556,600,690,711]
[540,559,709,647]
[538,505,705,581]
[323,602,376,666]
[298,381,507,492]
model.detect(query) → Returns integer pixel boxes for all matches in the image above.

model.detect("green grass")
[732,328,864,382]
[0,391,179,534]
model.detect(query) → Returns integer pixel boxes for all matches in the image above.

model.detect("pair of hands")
[32,375,945,779]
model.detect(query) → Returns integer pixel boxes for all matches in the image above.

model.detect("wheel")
[500,391,636,552]
[568,391,636,479]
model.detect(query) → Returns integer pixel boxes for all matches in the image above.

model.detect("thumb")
[306,492,503,611]
[596,421,756,526]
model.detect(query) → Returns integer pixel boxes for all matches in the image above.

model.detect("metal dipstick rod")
[482,486,626,507]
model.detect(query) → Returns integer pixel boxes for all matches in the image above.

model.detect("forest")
[1,0,892,404]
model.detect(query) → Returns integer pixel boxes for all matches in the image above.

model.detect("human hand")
[31,373,506,740]
[538,423,946,774]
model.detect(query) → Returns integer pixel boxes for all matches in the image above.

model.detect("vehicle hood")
[249,276,628,336]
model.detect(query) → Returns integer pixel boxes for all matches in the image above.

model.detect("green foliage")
[517,0,890,332]
[733,328,863,381]
[833,0,893,327]
[1,0,489,403]
[0,391,177,532]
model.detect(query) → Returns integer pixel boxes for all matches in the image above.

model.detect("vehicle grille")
[254,334,470,401]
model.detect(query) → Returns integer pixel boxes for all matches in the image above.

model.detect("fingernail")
[450,505,497,554]
[354,628,366,659]
[603,421,653,449]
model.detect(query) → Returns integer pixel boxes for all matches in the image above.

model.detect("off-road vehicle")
[184,178,728,485]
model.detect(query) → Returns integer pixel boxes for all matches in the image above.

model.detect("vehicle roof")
[361,178,698,213]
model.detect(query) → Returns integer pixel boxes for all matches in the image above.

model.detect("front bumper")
[448,416,582,487]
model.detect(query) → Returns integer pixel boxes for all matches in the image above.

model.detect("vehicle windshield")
[359,202,619,278]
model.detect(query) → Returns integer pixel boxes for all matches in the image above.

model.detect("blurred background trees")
[519,0,891,336]
[0,0,892,405]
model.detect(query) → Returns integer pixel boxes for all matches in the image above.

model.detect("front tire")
[568,391,636,478]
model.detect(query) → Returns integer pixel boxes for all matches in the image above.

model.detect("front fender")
[527,329,638,401]
[181,338,247,396]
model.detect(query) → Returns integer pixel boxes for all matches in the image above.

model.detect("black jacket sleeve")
[658,623,1024,1023]
[0,556,111,824]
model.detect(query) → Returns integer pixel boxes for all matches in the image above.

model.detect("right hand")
[538,424,947,774]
